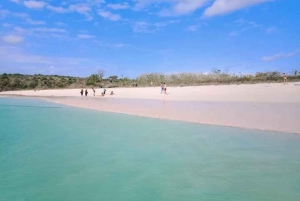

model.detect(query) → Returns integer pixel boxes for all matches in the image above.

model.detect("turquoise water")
[0,98,300,201]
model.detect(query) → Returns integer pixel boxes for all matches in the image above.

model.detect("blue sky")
[0,0,299,78]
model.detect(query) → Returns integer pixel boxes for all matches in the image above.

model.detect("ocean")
[0,97,300,201]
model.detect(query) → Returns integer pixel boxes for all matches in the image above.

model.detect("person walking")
[92,88,95,96]
[101,88,106,96]
[80,89,83,96]
[85,89,88,96]
[283,73,287,84]
[161,82,164,94]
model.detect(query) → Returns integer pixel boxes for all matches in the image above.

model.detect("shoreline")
[1,95,299,134]
[1,83,300,134]
[47,98,298,134]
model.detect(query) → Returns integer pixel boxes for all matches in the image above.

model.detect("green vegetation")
[136,71,300,86]
[0,72,136,91]
[0,74,86,91]
[1,70,299,91]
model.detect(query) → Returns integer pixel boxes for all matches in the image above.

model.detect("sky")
[0,0,299,78]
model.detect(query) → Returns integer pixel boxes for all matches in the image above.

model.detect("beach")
[1,83,300,134]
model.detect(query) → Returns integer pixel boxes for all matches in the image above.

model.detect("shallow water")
[0,97,300,201]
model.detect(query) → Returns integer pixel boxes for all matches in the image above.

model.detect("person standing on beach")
[164,83,167,94]
[92,88,95,96]
[85,89,88,96]
[102,88,106,96]
[161,82,164,94]
[80,89,83,96]
[283,73,287,84]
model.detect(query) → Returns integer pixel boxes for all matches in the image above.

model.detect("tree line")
[1,70,299,91]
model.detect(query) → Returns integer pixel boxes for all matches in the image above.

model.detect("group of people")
[161,83,167,94]
[80,88,115,97]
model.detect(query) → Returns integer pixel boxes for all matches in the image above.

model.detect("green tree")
[108,75,118,82]
[86,74,100,86]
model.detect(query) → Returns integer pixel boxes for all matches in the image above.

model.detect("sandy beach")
[1,83,300,134]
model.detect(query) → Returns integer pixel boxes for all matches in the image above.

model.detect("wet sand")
[1,83,300,134]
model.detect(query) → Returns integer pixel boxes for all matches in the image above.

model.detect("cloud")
[2,23,11,28]
[229,31,238,36]
[14,27,26,32]
[107,3,130,10]
[33,27,67,33]
[0,9,10,19]
[69,4,91,14]
[12,26,68,38]
[134,0,210,15]
[2,35,24,44]
[173,0,209,14]
[10,0,20,3]
[261,49,300,61]
[0,46,104,76]
[26,19,46,25]
[77,34,95,39]
[98,11,121,21]
[47,5,69,13]
[46,4,93,20]
[134,0,272,17]
[55,22,67,26]
[13,12,30,18]
[230,18,262,35]
[266,27,277,34]
[94,41,128,48]
[133,21,151,33]
[24,1,46,9]
[186,25,198,32]
[132,21,159,33]
[133,20,180,33]
[153,20,180,27]
[203,0,272,17]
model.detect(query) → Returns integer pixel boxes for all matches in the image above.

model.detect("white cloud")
[173,0,209,14]
[107,3,130,10]
[47,5,69,13]
[24,1,46,9]
[14,27,26,32]
[55,22,66,26]
[32,27,67,33]
[2,35,24,44]
[186,25,198,32]
[261,49,300,61]
[0,9,10,19]
[266,27,277,34]
[2,23,11,28]
[133,21,151,33]
[13,12,30,18]
[113,43,127,48]
[153,20,180,27]
[98,11,121,21]
[10,0,20,3]
[229,31,238,36]
[27,19,46,25]
[134,0,272,17]
[94,40,128,48]
[132,20,181,33]
[77,34,95,39]
[0,46,86,66]
[135,0,210,15]
[133,20,179,33]
[203,0,272,17]
[69,4,91,14]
